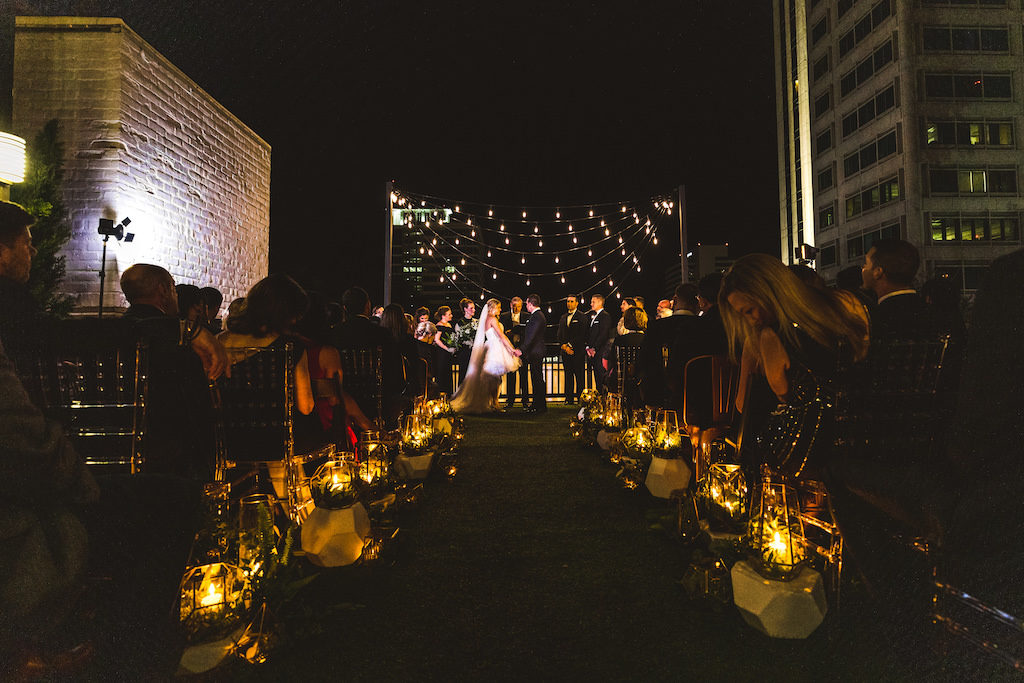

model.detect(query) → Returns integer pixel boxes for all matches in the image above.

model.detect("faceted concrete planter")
[731,560,827,639]
[395,451,435,480]
[644,456,691,498]
[301,502,371,567]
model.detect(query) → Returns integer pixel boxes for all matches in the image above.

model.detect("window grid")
[842,83,896,138]
[844,129,899,177]
[928,166,1018,195]
[839,0,893,57]
[924,120,1014,147]
[923,26,1010,53]
[845,176,901,219]
[840,39,894,98]
[929,214,1020,242]
[924,72,1012,100]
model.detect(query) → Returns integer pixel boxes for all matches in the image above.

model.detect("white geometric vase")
[300,502,371,567]
[731,560,827,639]
[395,452,435,480]
[644,456,691,498]
[596,429,615,451]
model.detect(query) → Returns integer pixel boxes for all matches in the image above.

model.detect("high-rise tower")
[774,0,1023,292]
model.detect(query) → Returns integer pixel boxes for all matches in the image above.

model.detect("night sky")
[4,1,779,304]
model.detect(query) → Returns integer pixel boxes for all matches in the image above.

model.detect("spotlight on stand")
[97,217,133,318]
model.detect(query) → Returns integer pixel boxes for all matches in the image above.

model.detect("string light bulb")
[487,250,492,257]
[534,225,539,233]
[556,211,561,219]
[492,272,498,279]
[521,256,526,264]
[572,237,578,244]
[560,276,566,283]
[500,224,505,231]
[538,240,543,247]
[621,205,627,212]
[471,230,476,237]
[456,205,460,212]
[605,228,610,236]
[488,209,493,216]
[589,209,594,217]
[554,256,559,263]
[608,279,613,287]
[601,220,606,227]
[505,237,510,245]
[568,224,573,232]
[522,210,527,218]
[467,218,472,225]
[461,258,466,265]
[587,249,593,257]
[526,278,531,286]
[653,237,659,245]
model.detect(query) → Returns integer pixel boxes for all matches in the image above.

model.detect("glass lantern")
[751,471,807,578]
[702,463,748,522]
[620,424,654,460]
[310,458,359,510]
[654,409,684,455]
[179,562,250,641]
[237,493,274,574]
[602,393,624,431]
[356,439,391,490]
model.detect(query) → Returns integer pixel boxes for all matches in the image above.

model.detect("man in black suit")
[585,294,613,394]
[500,296,530,408]
[333,286,405,423]
[861,238,934,341]
[556,294,587,403]
[520,293,547,413]
[641,282,704,410]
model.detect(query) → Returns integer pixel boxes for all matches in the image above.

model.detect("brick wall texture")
[12,17,270,315]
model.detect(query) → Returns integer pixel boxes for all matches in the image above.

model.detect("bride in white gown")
[451,298,522,414]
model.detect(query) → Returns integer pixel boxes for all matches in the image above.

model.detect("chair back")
[615,344,643,397]
[339,346,383,425]
[212,344,295,465]
[834,335,954,461]
[26,318,148,474]
[682,354,739,430]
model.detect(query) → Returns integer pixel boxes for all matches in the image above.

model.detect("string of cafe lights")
[391,186,676,307]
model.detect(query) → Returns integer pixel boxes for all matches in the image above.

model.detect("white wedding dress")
[451,304,521,414]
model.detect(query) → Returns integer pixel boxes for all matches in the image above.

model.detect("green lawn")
[242,406,1003,682]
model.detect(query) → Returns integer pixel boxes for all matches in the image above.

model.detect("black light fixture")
[97,217,133,318]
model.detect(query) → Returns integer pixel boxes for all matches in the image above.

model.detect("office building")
[774,0,1023,291]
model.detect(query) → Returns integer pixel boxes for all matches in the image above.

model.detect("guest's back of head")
[342,286,370,318]
[120,264,176,313]
[175,284,203,322]
[623,306,647,332]
[226,274,309,336]
[380,303,408,340]
[673,283,700,313]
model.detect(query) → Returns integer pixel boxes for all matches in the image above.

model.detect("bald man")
[121,264,228,380]
[120,264,227,480]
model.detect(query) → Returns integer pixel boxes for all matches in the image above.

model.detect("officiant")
[500,296,531,409]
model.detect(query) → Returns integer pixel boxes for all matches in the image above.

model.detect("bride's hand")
[513,349,522,357]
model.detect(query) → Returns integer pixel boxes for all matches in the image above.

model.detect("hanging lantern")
[751,472,807,577]
[701,463,748,522]
[302,459,370,567]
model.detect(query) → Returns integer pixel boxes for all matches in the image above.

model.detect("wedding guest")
[372,305,384,320]
[174,283,204,323]
[199,286,224,333]
[616,297,636,336]
[655,299,673,319]
[634,296,645,311]
[0,201,39,368]
[454,298,477,383]
[218,273,315,417]
[415,320,438,396]
[415,306,431,325]
[721,253,868,477]
[120,264,227,480]
[333,287,405,424]
[585,294,613,393]
[860,238,929,340]
[641,283,702,409]
[434,305,456,395]
[606,306,647,404]
[556,295,587,404]
[382,303,424,398]
[294,291,374,449]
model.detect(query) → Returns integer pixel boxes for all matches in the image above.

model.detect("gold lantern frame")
[179,562,252,643]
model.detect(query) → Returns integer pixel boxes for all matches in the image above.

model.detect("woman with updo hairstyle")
[433,305,456,395]
[381,303,427,400]
[720,253,868,477]
[219,273,315,416]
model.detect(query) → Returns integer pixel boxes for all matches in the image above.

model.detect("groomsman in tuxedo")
[585,294,613,394]
[521,294,547,413]
[557,295,587,404]
[500,296,530,408]
[454,298,476,383]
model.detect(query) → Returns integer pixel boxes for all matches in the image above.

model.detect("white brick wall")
[12,17,270,315]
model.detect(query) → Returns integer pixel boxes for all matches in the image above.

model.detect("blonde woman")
[720,254,868,476]
[451,298,521,413]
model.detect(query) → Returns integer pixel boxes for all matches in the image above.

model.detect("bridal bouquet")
[452,318,478,350]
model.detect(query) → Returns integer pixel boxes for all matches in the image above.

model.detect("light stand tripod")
[97,217,132,318]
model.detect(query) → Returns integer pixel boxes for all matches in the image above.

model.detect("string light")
[488,209,493,216]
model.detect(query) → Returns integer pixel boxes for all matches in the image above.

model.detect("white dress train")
[451,308,520,414]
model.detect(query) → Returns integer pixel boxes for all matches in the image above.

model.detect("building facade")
[774,0,1024,291]
[12,17,271,313]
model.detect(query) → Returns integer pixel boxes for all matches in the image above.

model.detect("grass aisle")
[255,405,921,681]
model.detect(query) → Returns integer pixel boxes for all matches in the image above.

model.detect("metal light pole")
[384,180,394,305]
[678,184,688,283]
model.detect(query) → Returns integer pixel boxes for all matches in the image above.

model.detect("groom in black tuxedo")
[520,294,547,413]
